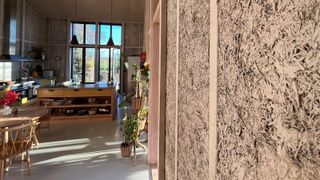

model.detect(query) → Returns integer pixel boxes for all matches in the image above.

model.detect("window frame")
[70,21,123,85]
[99,23,122,46]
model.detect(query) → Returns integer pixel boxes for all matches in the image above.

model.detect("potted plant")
[120,114,138,157]
[119,59,150,157]
[133,104,149,154]
[131,64,149,112]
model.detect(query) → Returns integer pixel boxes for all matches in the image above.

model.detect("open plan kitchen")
[0,0,153,180]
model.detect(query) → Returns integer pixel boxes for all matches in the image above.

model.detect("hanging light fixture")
[106,0,115,47]
[70,0,79,44]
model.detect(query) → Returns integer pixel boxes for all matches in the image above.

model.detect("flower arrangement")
[0,90,19,107]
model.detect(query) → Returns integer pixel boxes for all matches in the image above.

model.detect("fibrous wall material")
[218,0,320,179]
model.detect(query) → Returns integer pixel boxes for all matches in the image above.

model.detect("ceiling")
[29,0,145,22]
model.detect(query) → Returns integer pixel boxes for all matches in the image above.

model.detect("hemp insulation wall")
[217,0,320,179]
[165,0,177,179]
[165,0,210,179]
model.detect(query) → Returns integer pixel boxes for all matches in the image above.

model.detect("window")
[71,23,95,45]
[99,48,110,82]
[100,24,110,45]
[70,22,122,88]
[71,48,83,83]
[0,62,12,81]
[100,24,122,46]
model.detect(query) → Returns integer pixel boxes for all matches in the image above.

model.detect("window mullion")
[95,22,99,82]
[83,23,86,45]
[82,48,85,83]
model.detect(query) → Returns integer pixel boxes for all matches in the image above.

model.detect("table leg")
[4,158,9,172]
[32,130,39,147]
[0,160,4,180]
[32,120,40,147]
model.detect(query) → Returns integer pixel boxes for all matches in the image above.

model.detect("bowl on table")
[88,109,97,115]
[98,108,110,114]
[77,110,88,115]
[65,109,75,115]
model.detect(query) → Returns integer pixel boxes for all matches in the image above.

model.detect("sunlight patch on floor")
[37,138,90,148]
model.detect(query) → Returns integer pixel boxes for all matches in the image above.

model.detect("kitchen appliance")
[38,79,56,87]
[31,65,43,78]
[43,70,54,78]
[0,82,9,91]
[31,83,40,98]
[11,81,40,101]
[12,87,27,101]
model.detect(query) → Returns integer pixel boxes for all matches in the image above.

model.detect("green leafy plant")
[137,104,148,120]
[132,64,150,98]
[118,61,149,149]
[120,114,138,147]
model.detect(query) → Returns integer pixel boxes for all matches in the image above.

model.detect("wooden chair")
[37,99,54,133]
[0,121,38,180]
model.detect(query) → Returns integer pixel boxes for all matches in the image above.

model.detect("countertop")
[40,82,115,89]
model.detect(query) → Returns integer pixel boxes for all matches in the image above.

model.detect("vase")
[11,107,18,116]
[2,106,11,115]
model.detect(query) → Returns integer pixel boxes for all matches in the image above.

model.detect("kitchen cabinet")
[37,83,116,120]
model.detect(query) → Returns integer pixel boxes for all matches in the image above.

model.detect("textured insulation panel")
[217,0,320,179]
[165,0,177,179]
[165,0,211,179]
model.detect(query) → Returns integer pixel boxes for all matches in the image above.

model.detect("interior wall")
[165,0,211,179]
[0,0,3,54]
[0,0,46,56]
[165,0,177,178]
[44,19,143,83]
[124,22,144,56]
[217,0,320,179]
[163,0,320,180]
[45,18,68,82]
[29,0,145,23]
[23,0,46,56]
[0,0,46,81]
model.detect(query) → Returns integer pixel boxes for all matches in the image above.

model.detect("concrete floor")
[4,116,151,180]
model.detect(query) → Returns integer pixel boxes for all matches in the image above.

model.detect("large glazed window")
[70,22,122,88]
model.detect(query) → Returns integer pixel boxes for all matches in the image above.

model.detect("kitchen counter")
[37,82,117,120]
[41,82,115,89]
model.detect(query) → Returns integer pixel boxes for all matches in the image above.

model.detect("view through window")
[70,22,122,90]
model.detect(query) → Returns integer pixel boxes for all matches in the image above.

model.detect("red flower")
[0,91,19,106]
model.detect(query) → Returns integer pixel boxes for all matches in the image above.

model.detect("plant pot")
[131,97,144,113]
[120,143,133,157]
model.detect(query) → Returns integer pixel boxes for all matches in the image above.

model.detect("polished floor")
[5,115,151,180]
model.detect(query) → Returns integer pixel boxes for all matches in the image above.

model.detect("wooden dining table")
[0,105,48,145]
[0,105,48,128]
[0,105,48,180]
